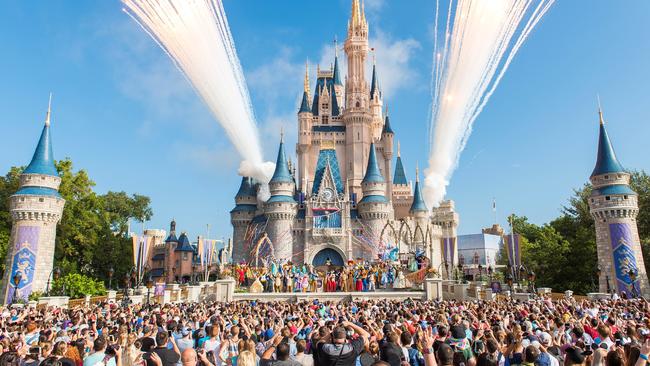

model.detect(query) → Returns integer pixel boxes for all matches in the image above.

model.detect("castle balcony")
[312,227,344,237]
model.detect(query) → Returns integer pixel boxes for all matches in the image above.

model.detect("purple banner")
[154,283,166,296]
[7,226,40,302]
[610,223,639,297]
[442,237,456,264]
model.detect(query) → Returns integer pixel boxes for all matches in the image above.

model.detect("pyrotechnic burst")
[122,0,275,187]
[424,0,555,206]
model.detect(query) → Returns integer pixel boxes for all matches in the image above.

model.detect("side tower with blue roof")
[588,108,649,297]
[1,98,66,303]
[264,135,297,261]
[230,176,258,263]
[357,143,390,258]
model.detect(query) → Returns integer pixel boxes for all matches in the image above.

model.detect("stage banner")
[610,223,639,297]
[7,226,40,302]
[442,237,456,264]
[504,234,521,267]
[154,283,166,296]
[132,235,151,281]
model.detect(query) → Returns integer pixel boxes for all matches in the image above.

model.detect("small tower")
[432,200,460,274]
[409,167,430,255]
[380,109,394,198]
[1,98,65,303]
[297,63,313,193]
[230,177,257,263]
[588,109,649,297]
[369,62,384,140]
[332,41,345,108]
[358,143,390,260]
[265,135,297,262]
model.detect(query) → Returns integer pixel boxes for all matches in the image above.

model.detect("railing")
[312,228,343,236]
[89,296,107,305]
[68,298,85,308]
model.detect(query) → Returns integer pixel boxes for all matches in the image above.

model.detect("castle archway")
[312,248,345,267]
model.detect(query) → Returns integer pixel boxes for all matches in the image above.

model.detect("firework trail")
[122,0,275,187]
[425,0,555,206]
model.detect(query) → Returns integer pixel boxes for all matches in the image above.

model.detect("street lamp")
[11,272,22,304]
[45,267,61,296]
[108,266,114,290]
[527,270,536,294]
[146,275,154,307]
[629,269,638,298]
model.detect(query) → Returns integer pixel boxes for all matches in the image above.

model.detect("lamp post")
[45,267,61,296]
[458,264,464,283]
[108,266,114,290]
[527,270,536,294]
[505,272,513,293]
[145,275,153,307]
[121,273,131,308]
[444,261,450,280]
[629,269,638,298]
[487,265,493,282]
[478,264,484,282]
[10,272,22,304]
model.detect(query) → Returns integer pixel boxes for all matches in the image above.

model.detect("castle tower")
[369,63,384,140]
[230,177,257,263]
[357,143,390,259]
[332,44,345,109]
[432,200,459,276]
[588,109,649,297]
[265,136,297,262]
[409,167,430,255]
[1,100,65,303]
[297,64,313,193]
[392,142,413,219]
[344,0,372,196]
[380,111,394,199]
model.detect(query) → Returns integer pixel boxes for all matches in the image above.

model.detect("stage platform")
[233,290,426,302]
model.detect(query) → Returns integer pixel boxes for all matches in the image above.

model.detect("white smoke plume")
[121,0,274,185]
[425,0,554,207]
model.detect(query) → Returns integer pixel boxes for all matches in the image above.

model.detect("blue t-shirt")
[84,352,116,366]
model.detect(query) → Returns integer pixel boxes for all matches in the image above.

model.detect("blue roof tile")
[359,194,388,204]
[266,195,296,203]
[235,176,256,197]
[175,233,194,252]
[14,186,62,198]
[313,125,346,133]
[24,123,58,177]
[370,64,380,100]
[299,91,311,113]
[362,143,384,184]
[312,148,344,195]
[382,114,393,134]
[592,121,624,177]
[333,55,342,85]
[270,140,293,183]
[393,156,407,185]
[410,179,428,213]
[230,204,257,213]
[592,184,636,196]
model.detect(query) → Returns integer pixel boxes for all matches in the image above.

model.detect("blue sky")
[1,0,649,240]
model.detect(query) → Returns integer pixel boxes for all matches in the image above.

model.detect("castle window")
[356,101,360,108]
[624,195,629,199]
[322,116,329,124]
[39,198,44,203]
[183,253,188,260]
[605,196,611,201]
[604,175,609,179]
[323,103,329,110]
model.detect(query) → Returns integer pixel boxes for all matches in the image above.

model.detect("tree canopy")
[0,158,152,285]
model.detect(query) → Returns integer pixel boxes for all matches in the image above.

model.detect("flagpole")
[509,214,516,282]
[205,224,211,282]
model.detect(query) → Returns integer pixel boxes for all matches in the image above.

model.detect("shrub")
[51,273,106,299]
[28,291,43,301]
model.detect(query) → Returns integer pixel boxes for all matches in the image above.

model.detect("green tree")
[0,159,153,285]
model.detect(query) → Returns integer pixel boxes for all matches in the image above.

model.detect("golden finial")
[397,141,401,157]
[361,0,367,25]
[45,92,52,127]
[597,94,604,125]
[304,62,310,95]
[351,0,360,27]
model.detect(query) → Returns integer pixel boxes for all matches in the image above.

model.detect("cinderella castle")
[230,0,459,271]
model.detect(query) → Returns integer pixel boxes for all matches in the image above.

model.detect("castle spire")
[304,62,310,95]
[333,39,342,86]
[370,62,379,99]
[410,165,428,213]
[591,104,624,177]
[270,134,292,183]
[362,143,384,184]
[24,95,58,177]
[397,140,400,157]
[393,142,408,185]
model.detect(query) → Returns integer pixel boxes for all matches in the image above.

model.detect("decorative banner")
[132,235,151,283]
[504,234,521,268]
[154,282,166,296]
[199,238,217,266]
[7,226,40,302]
[610,223,639,297]
[442,237,456,264]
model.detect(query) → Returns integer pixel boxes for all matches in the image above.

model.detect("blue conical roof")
[235,176,255,197]
[393,156,407,185]
[299,91,311,113]
[175,232,194,252]
[410,177,427,213]
[370,64,379,99]
[362,143,384,184]
[591,120,624,177]
[24,123,58,177]
[331,85,341,116]
[382,114,393,134]
[270,139,293,183]
[333,55,342,86]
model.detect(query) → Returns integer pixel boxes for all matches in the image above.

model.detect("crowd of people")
[233,257,429,293]
[0,296,649,366]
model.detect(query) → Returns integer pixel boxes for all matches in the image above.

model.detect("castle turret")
[332,44,345,108]
[297,64,313,193]
[344,0,372,196]
[1,98,65,303]
[380,110,394,199]
[265,136,297,261]
[358,143,389,259]
[391,142,413,219]
[230,177,257,263]
[432,200,459,275]
[370,63,384,140]
[588,109,649,297]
